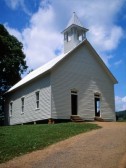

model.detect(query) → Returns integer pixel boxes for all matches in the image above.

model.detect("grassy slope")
[0,123,101,163]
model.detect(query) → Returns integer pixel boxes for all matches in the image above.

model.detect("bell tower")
[62,12,88,53]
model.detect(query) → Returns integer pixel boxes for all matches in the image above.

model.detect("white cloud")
[122,97,126,102]
[6,4,63,69]
[5,24,23,42]
[5,0,20,9]
[4,0,31,15]
[5,0,125,69]
[53,0,124,66]
[114,60,123,66]
[88,25,123,52]
[98,53,113,67]
[23,6,63,69]
[115,96,126,111]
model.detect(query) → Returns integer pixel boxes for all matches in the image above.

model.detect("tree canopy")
[0,24,28,121]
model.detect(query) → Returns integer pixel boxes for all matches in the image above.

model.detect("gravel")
[0,122,126,168]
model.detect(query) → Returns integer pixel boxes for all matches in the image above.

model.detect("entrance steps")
[94,116,104,122]
[71,115,84,122]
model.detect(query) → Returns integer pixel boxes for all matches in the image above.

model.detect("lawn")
[0,122,101,163]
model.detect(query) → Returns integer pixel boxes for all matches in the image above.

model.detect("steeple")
[66,12,83,29]
[62,12,88,53]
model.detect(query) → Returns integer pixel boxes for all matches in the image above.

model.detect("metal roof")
[62,12,88,34]
[7,53,67,93]
[7,39,117,93]
[66,12,83,29]
[7,41,85,93]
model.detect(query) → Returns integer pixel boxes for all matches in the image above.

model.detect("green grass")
[0,122,101,163]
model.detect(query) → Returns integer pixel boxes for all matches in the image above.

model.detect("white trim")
[71,89,78,95]
[94,91,101,95]
[86,41,118,84]
[71,92,77,95]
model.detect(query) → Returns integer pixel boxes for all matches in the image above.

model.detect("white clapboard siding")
[8,74,51,125]
[51,43,116,121]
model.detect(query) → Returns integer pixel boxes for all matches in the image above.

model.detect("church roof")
[7,41,82,93]
[7,40,118,93]
[7,52,67,93]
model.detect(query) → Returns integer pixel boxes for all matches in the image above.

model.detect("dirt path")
[0,122,126,168]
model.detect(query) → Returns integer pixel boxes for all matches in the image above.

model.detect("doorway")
[94,94,100,117]
[71,91,78,115]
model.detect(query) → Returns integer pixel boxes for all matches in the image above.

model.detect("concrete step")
[94,116,104,122]
[71,115,84,122]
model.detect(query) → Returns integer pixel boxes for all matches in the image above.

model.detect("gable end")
[85,40,118,84]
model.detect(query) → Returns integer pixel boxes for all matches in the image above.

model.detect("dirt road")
[0,122,126,168]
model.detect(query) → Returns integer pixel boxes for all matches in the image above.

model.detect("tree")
[0,24,28,124]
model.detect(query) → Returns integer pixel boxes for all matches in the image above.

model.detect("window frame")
[71,89,78,95]
[21,97,25,114]
[94,92,101,117]
[36,91,40,109]
[9,101,13,117]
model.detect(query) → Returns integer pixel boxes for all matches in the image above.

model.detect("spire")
[62,12,89,53]
[66,12,83,29]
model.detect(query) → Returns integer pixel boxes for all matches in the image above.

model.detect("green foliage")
[0,24,28,120]
[116,110,126,121]
[0,24,28,90]
[0,123,100,163]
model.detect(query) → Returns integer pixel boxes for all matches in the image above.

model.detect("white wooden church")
[5,12,117,125]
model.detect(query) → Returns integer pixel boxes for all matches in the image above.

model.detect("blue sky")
[0,0,126,111]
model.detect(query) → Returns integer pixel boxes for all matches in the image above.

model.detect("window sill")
[21,112,24,115]
[9,115,12,118]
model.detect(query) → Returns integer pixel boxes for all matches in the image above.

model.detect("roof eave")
[6,69,51,94]
[61,24,89,34]
[51,40,87,69]
[6,38,117,94]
